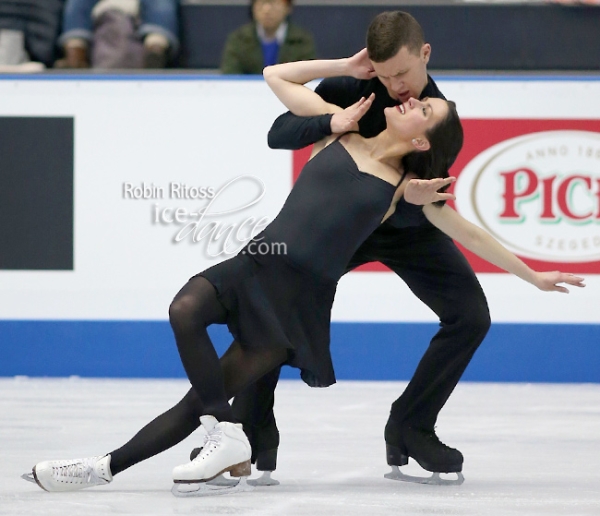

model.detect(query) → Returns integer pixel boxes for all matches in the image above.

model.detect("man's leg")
[383,229,490,428]
[379,227,491,472]
[230,367,281,472]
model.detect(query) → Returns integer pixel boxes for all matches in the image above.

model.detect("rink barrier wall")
[1,76,599,382]
[2,320,599,383]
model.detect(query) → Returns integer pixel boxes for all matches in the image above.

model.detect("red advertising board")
[293,119,600,273]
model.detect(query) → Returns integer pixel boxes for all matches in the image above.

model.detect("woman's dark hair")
[401,101,464,205]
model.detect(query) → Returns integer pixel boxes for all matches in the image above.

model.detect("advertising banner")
[454,119,600,273]
[294,118,600,274]
[0,76,598,380]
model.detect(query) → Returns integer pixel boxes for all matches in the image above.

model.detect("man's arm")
[267,112,334,150]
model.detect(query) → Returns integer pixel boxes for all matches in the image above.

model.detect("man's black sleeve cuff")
[318,114,334,136]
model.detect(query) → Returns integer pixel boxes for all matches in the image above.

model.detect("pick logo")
[453,120,600,273]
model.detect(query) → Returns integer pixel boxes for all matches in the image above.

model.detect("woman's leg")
[168,276,234,422]
[168,277,289,482]
[108,275,288,476]
[170,276,289,421]
[109,387,201,475]
[29,277,290,489]
[109,340,287,476]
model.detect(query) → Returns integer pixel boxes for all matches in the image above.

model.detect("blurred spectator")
[56,0,179,69]
[0,0,64,72]
[221,0,315,75]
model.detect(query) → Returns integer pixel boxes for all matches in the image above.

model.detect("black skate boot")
[384,418,464,485]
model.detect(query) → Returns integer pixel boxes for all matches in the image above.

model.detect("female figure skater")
[167,56,465,489]
[26,56,583,495]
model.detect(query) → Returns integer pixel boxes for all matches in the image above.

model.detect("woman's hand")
[330,94,375,134]
[345,48,377,80]
[532,271,586,293]
[404,177,456,205]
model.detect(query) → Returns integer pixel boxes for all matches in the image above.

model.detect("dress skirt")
[197,251,338,388]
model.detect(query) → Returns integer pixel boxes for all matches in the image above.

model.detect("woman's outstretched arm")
[423,204,586,293]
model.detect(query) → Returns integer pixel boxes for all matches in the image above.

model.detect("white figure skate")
[171,415,253,497]
[190,423,241,488]
[22,455,113,492]
[190,440,280,487]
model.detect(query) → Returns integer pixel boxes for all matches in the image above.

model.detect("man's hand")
[404,177,457,205]
[345,48,377,80]
[532,271,586,293]
[330,93,375,134]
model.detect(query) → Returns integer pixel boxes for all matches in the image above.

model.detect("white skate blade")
[171,476,254,497]
[206,474,240,487]
[21,472,36,484]
[385,465,465,486]
[247,471,280,486]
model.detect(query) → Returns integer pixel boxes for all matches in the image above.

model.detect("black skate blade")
[247,471,280,486]
[385,466,465,486]
[171,477,254,497]
[21,472,36,484]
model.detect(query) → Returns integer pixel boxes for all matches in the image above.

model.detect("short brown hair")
[366,11,425,63]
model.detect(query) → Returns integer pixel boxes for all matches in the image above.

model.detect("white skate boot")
[171,415,253,497]
[185,422,238,488]
[22,455,113,492]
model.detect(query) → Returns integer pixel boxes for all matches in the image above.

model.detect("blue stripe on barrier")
[1,321,598,382]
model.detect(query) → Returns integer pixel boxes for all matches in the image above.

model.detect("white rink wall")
[0,75,598,381]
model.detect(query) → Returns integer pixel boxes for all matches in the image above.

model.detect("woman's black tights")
[108,276,287,475]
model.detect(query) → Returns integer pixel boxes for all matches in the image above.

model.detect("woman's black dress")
[200,139,399,387]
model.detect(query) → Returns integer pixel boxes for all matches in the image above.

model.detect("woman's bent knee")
[169,294,200,327]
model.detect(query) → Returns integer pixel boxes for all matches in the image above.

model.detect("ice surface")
[1,378,599,516]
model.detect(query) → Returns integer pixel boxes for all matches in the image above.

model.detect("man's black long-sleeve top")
[267,75,445,150]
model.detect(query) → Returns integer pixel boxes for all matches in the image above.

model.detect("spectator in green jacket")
[220,0,316,75]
